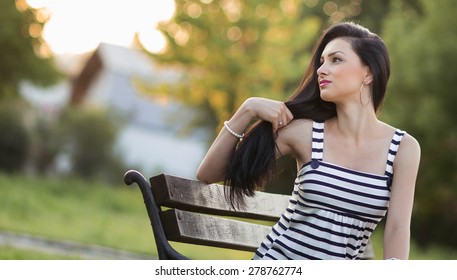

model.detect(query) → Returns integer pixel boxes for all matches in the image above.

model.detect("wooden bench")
[123,169,375,260]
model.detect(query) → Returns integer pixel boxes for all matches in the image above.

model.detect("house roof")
[96,43,155,78]
[70,42,181,105]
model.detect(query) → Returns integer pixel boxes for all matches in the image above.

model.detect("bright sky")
[26,0,176,55]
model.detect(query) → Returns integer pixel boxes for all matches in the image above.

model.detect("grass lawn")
[0,173,455,260]
[0,173,250,259]
[0,246,80,260]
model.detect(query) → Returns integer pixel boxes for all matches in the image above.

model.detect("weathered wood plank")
[161,209,271,252]
[128,171,377,259]
[150,174,290,221]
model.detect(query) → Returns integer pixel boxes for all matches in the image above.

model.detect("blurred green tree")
[57,107,128,185]
[149,0,368,140]
[0,101,30,173]
[29,115,62,176]
[146,0,371,193]
[0,0,61,99]
[0,0,61,174]
[382,0,457,248]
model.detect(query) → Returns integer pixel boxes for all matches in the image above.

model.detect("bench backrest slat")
[150,174,290,221]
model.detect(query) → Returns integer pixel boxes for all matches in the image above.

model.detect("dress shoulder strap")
[385,129,405,178]
[311,120,325,161]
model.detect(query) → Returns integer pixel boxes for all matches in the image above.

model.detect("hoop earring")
[359,83,370,107]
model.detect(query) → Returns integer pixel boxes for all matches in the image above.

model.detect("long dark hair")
[224,22,391,209]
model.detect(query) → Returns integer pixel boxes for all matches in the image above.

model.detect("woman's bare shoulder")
[277,118,313,159]
[391,129,421,181]
[398,132,421,159]
[286,118,314,129]
[280,119,313,137]
[379,121,421,158]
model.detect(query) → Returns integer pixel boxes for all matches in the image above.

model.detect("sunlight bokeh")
[26,0,175,55]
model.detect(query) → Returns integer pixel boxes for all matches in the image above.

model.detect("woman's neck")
[332,103,381,142]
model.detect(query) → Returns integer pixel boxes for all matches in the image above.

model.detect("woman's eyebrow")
[321,51,347,59]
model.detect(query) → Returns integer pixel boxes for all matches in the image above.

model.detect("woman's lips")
[319,80,331,87]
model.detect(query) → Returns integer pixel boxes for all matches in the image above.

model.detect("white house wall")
[116,123,205,179]
[72,43,209,179]
[85,70,111,106]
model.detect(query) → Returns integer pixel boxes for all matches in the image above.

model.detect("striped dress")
[253,120,405,260]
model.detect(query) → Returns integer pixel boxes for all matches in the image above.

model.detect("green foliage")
[28,116,61,175]
[0,101,30,173]
[382,0,457,248]
[149,0,375,194]
[151,0,369,140]
[56,107,128,185]
[0,104,128,185]
[0,0,61,99]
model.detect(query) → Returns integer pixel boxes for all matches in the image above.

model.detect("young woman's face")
[317,38,371,105]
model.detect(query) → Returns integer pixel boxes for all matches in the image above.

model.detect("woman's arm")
[383,133,421,259]
[196,97,293,183]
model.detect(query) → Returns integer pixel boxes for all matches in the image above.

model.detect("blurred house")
[21,43,207,179]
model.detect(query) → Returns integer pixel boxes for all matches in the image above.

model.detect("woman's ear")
[363,70,373,85]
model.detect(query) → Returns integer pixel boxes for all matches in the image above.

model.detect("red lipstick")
[319,79,331,87]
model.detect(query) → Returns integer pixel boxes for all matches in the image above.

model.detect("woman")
[196,22,421,260]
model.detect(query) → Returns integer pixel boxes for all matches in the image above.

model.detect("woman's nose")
[317,63,328,76]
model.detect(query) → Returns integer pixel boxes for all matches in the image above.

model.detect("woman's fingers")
[271,102,293,132]
[243,97,293,132]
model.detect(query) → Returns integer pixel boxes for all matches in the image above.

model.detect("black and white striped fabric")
[253,120,405,260]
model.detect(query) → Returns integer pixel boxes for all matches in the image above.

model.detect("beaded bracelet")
[224,121,245,141]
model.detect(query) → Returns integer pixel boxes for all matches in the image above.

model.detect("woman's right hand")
[196,97,293,183]
[242,97,294,132]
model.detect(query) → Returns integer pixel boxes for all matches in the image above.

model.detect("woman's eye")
[332,57,342,63]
